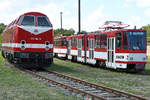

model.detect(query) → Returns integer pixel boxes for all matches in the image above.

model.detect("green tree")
[142,25,150,37]
[54,28,75,36]
[0,23,6,34]
[142,25,150,42]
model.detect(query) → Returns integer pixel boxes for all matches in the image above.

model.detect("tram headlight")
[143,57,146,61]
[126,56,133,61]
[129,57,133,60]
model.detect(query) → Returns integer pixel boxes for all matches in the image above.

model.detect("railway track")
[18,67,147,100]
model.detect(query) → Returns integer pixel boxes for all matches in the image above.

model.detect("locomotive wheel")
[8,54,13,63]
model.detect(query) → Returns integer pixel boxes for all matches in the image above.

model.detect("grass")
[147,37,150,42]
[148,56,150,62]
[0,54,81,100]
[0,34,1,48]
[48,58,150,98]
[0,34,1,42]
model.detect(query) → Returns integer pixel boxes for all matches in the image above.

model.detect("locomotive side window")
[21,16,35,26]
[37,16,50,27]
[116,33,122,49]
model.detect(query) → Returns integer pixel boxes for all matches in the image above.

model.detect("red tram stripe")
[95,58,107,61]
[115,61,146,64]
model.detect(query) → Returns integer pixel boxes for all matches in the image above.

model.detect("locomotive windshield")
[124,31,146,50]
[21,15,35,26]
[37,16,50,27]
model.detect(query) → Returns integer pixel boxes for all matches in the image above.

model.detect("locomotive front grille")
[14,52,53,59]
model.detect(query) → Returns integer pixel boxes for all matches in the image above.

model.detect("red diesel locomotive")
[54,21,147,72]
[2,12,54,67]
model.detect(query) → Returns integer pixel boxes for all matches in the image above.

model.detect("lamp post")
[78,0,81,34]
[60,12,63,36]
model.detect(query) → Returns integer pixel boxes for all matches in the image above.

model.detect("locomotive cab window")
[21,16,35,26]
[37,16,50,27]
[116,33,122,49]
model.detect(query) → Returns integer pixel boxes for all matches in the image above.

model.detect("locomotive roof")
[22,12,47,16]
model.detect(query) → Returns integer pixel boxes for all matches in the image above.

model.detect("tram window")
[95,34,107,49]
[116,33,122,49]
[123,32,128,49]
[87,37,89,48]
[54,39,57,46]
[61,39,64,46]
[71,37,77,48]
[82,37,84,48]
[101,34,107,48]
[64,39,67,46]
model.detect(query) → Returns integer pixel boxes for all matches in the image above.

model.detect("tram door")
[89,39,94,59]
[107,37,115,68]
[67,40,71,59]
[77,39,82,58]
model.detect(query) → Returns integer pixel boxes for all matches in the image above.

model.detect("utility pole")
[60,12,63,36]
[78,0,81,34]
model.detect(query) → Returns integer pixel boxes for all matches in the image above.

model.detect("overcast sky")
[0,0,150,32]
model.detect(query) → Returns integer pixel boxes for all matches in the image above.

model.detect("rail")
[43,69,147,100]
[12,65,148,100]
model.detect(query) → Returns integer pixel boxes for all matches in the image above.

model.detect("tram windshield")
[124,31,146,50]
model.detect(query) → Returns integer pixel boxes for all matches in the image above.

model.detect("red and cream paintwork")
[54,36,68,58]
[2,12,54,66]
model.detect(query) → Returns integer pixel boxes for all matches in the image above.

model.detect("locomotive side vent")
[21,40,26,50]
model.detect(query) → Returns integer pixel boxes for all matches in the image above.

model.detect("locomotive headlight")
[20,40,26,50]
[45,41,50,51]
[21,45,25,50]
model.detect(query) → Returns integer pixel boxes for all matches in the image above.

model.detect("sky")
[0,0,150,32]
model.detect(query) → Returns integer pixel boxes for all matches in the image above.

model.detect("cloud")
[144,8,150,16]
[0,0,68,29]
[0,0,80,32]
[124,0,135,7]
[125,16,142,29]
[136,0,150,8]
[124,0,150,8]
[83,5,106,32]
